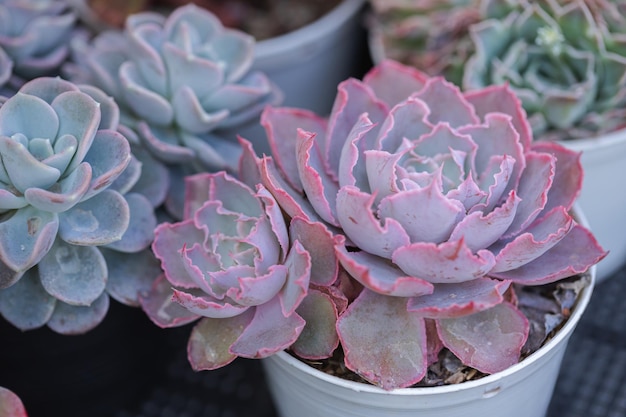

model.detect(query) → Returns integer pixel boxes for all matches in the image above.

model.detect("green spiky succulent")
[370,0,626,141]
[464,0,626,140]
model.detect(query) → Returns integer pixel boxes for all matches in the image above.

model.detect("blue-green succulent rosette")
[64,4,283,219]
[464,0,626,140]
[0,77,166,334]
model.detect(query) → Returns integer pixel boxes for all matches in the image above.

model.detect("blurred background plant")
[368,0,626,142]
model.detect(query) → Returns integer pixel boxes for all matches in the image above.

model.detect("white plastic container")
[560,129,626,282]
[262,207,595,417]
[252,0,367,117]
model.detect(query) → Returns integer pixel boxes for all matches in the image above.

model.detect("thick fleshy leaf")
[0,92,59,142]
[186,170,263,218]
[171,85,229,133]
[0,205,59,272]
[187,309,255,370]
[105,193,156,253]
[336,186,411,258]
[82,129,132,199]
[0,387,28,417]
[337,114,378,192]
[458,113,525,196]
[325,79,389,177]
[437,302,529,374]
[292,289,340,359]
[0,260,22,289]
[230,297,305,359]
[296,128,340,226]
[490,224,606,285]
[152,219,206,288]
[202,73,271,114]
[258,156,323,223]
[530,141,582,212]
[103,248,161,306]
[254,186,289,267]
[464,83,533,150]
[408,278,511,319]
[491,207,573,273]
[0,135,61,193]
[51,90,101,173]
[337,289,428,390]
[24,162,91,212]
[262,106,328,192]
[119,61,174,125]
[392,239,496,283]
[0,268,56,330]
[139,274,199,328]
[449,191,521,252]
[503,151,555,237]
[362,59,429,107]
[162,42,224,101]
[58,189,130,246]
[226,265,288,307]
[413,77,479,127]
[127,147,170,207]
[0,183,27,211]
[238,137,263,189]
[378,179,465,244]
[375,96,433,152]
[289,217,339,286]
[136,122,196,164]
[172,288,250,318]
[336,243,433,297]
[279,240,311,316]
[47,293,109,335]
[38,240,107,306]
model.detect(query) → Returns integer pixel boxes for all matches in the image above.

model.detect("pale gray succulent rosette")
[0,0,77,92]
[464,0,626,141]
[0,77,166,334]
[64,4,282,218]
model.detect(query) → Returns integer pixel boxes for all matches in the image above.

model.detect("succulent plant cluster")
[370,0,626,141]
[141,59,605,389]
[0,1,285,335]
[0,77,164,334]
[64,3,282,218]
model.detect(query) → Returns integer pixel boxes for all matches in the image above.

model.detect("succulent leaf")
[0,386,28,417]
[337,288,428,390]
[437,302,529,374]
[187,310,254,370]
[0,267,55,330]
[38,238,107,306]
[292,289,340,359]
[46,292,109,334]
[0,204,58,272]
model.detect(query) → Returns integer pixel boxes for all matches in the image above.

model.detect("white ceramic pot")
[262,208,595,417]
[559,128,626,282]
[252,0,367,117]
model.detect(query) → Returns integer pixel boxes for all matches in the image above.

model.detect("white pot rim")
[271,205,595,396]
[255,0,366,60]
[559,126,626,152]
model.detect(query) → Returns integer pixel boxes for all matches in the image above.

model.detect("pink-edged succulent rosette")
[253,59,605,389]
